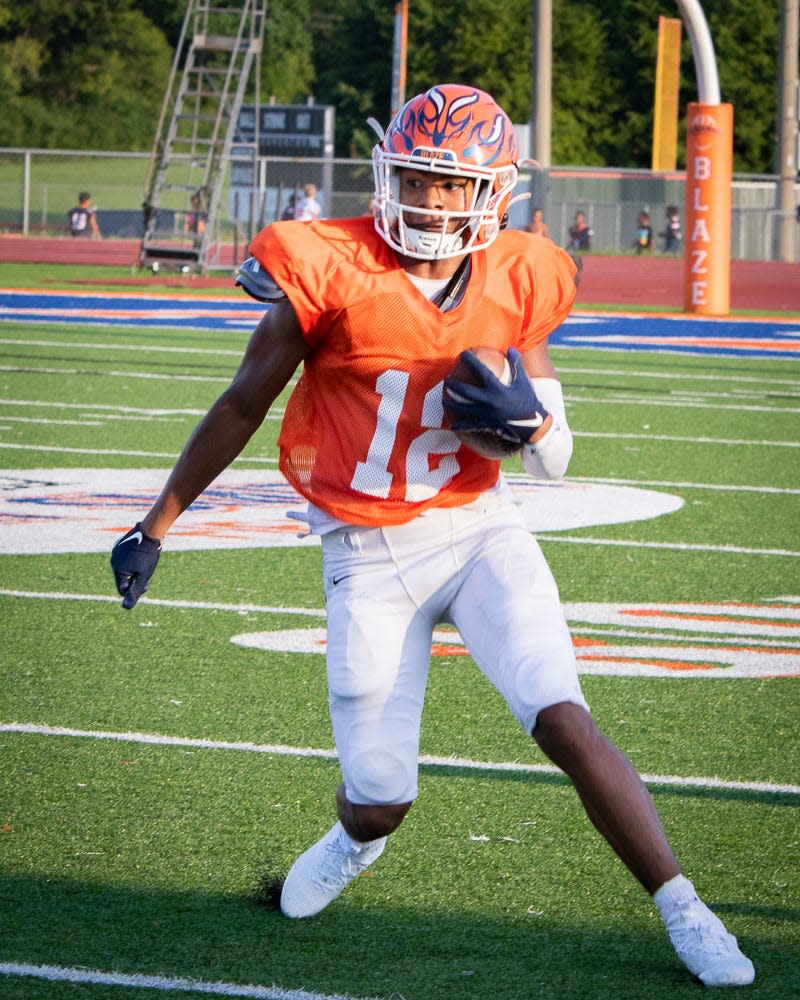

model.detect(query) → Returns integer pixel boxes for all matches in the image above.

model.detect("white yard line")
[557,364,800,387]
[0,443,279,461]
[567,393,800,414]
[0,589,327,616]
[534,534,800,556]
[0,397,209,415]
[570,475,800,496]
[2,722,797,797]
[573,431,800,448]
[0,962,381,1000]
[0,337,244,356]
[0,365,230,383]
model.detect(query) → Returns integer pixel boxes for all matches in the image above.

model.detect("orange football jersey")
[248,217,576,526]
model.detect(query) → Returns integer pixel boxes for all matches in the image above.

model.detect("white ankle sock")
[653,874,698,919]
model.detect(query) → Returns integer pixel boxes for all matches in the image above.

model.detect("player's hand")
[110,522,162,609]
[442,347,549,446]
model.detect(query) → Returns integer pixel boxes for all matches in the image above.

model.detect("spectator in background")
[567,210,593,252]
[526,207,550,239]
[294,183,322,222]
[281,193,298,221]
[661,205,682,253]
[633,209,653,254]
[69,192,102,239]
[185,190,207,238]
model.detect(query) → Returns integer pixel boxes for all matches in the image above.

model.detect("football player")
[111,84,753,987]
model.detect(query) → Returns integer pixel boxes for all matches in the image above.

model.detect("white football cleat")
[280,821,386,919]
[665,898,755,987]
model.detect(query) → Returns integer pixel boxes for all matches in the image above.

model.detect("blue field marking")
[1,289,799,358]
[0,288,263,331]
[557,312,800,359]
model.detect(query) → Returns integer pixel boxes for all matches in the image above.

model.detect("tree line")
[0,0,781,173]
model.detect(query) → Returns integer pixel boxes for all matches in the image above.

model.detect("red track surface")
[1,235,798,312]
[575,254,800,313]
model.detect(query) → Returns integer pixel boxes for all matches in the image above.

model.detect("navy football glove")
[110,522,162,609]
[442,347,549,447]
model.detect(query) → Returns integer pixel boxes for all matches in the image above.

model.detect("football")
[443,346,522,459]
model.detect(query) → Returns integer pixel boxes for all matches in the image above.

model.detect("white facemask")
[402,227,465,257]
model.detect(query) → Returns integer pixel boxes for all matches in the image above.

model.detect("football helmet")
[371,84,520,260]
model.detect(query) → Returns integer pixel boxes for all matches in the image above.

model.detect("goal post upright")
[675,0,733,316]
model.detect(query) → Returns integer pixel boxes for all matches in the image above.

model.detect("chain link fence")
[1,147,797,261]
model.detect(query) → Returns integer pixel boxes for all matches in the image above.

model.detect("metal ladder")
[139,0,266,273]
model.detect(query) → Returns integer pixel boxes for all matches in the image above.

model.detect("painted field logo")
[0,468,683,553]
[231,599,800,680]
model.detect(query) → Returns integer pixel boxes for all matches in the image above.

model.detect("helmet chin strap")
[404,226,464,258]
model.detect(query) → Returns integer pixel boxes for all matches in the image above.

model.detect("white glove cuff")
[521,378,573,479]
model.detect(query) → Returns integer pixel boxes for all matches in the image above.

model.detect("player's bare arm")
[141,299,310,541]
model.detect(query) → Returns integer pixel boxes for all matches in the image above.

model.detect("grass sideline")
[0,278,798,999]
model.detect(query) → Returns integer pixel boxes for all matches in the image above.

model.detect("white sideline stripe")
[535,534,800,557]
[575,431,800,448]
[0,961,379,1000]
[0,589,327,617]
[2,722,798,796]
[0,365,230,383]
[0,443,278,462]
[0,444,182,457]
[0,337,243,357]
[568,393,800,415]
[558,364,800,387]
[0,414,104,427]
[572,475,800,496]
[0,398,209,415]
[0,398,291,417]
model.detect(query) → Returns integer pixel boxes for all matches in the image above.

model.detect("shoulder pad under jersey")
[235,256,287,302]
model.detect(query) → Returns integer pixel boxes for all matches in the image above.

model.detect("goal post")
[675,0,733,315]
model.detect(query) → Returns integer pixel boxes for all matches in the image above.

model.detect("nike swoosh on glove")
[110,522,162,609]
[442,347,549,447]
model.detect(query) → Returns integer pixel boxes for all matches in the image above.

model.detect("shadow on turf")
[1,871,795,999]
[420,762,800,809]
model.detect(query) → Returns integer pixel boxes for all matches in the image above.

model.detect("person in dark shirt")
[661,205,682,253]
[567,210,593,251]
[69,192,101,239]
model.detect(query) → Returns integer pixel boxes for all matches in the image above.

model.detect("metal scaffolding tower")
[139,0,266,273]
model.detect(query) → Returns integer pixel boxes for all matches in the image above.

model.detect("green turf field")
[0,279,798,999]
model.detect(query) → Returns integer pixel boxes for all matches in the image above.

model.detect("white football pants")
[321,488,589,805]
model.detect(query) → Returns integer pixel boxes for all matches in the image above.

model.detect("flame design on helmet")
[372,84,520,260]
[385,85,518,169]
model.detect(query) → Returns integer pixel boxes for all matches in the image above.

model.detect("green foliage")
[0,0,172,150]
[311,0,395,156]
[0,0,784,170]
[549,2,622,165]
[702,0,780,172]
[131,0,187,47]
[261,0,315,103]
